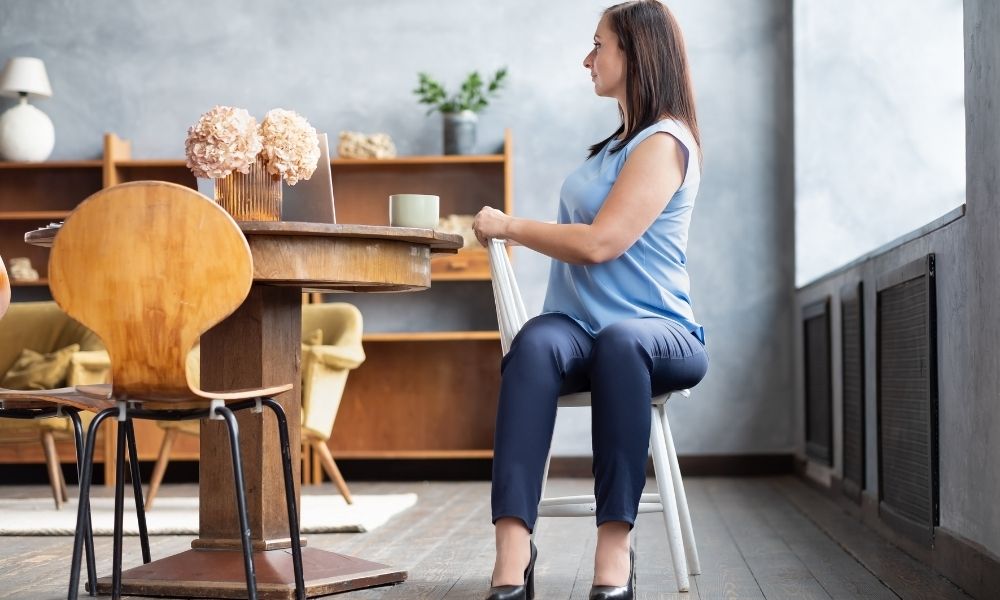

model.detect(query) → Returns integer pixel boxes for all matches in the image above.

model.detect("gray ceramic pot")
[442,110,478,155]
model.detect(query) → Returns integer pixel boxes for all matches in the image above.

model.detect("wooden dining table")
[26,221,463,599]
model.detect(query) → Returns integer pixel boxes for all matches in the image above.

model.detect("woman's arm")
[473,132,687,265]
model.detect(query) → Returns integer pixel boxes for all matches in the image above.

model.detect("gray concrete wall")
[958,0,1000,556]
[0,0,796,457]
[793,0,965,286]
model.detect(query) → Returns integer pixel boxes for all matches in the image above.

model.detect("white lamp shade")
[0,57,52,99]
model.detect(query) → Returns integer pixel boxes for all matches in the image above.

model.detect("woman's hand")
[472,206,513,247]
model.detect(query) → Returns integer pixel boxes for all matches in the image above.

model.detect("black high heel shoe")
[485,540,537,600]
[588,548,635,600]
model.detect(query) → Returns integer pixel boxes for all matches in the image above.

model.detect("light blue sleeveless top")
[541,118,705,343]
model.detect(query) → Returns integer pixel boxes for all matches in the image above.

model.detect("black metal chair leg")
[68,410,97,596]
[68,407,116,600]
[125,418,151,563]
[216,405,258,600]
[111,416,127,600]
[262,397,306,599]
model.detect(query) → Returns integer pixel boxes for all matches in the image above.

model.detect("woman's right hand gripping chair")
[300,302,366,504]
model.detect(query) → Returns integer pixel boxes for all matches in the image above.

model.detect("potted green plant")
[413,67,508,155]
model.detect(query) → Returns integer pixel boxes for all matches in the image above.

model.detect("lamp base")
[0,98,54,161]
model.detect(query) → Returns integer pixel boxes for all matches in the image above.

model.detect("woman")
[472,2,708,599]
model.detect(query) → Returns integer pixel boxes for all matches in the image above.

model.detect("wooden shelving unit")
[0,130,512,465]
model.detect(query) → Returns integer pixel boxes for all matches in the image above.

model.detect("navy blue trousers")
[491,313,709,531]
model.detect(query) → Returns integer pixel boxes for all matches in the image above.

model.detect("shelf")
[330,450,494,460]
[9,278,49,287]
[431,271,491,282]
[107,155,505,169]
[115,159,186,168]
[333,155,504,166]
[362,331,501,342]
[0,160,102,169]
[0,211,70,220]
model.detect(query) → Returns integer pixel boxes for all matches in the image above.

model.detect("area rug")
[0,494,417,536]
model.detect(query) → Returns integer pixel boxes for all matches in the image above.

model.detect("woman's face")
[584,15,626,100]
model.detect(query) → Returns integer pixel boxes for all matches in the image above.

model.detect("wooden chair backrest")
[0,256,9,319]
[49,181,253,401]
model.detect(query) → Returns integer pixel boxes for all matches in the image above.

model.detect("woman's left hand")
[472,206,512,247]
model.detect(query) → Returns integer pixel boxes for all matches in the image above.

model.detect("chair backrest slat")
[49,181,253,401]
[488,239,527,355]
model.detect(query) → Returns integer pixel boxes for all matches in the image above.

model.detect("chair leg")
[111,414,128,600]
[532,449,554,543]
[146,427,177,510]
[68,410,97,597]
[68,407,115,600]
[41,430,64,510]
[650,406,689,592]
[313,439,353,504]
[658,404,701,575]
[58,452,70,503]
[214,405,258,600]
[301,442,312,485]
[263,398,306,599]
[125,419,151,564]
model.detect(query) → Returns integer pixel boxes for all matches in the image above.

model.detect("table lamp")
[0,57,54,162]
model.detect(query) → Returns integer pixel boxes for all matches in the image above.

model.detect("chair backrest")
[487,239,527,355]
[49,181,253,401]
[0,256,9,320]
[301,302,363,347]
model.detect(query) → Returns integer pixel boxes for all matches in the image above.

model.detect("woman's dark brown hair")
[588,0,701,162]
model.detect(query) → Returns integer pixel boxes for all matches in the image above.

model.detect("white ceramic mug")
[389,194,439,228]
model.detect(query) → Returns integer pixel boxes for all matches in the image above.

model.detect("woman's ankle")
[492,518,532,586]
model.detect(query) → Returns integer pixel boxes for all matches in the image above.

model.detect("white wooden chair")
[487,239,701,592]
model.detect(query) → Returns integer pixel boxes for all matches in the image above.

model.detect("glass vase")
[214,157,282,221]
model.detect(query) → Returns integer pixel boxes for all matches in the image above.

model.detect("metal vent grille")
[803,299,832,465]
[877,255,938,543]
[841,283,865,501]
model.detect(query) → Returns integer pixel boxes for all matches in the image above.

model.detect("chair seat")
[557,389,689,408]
[74,382,294,407]
[0,386,114,412]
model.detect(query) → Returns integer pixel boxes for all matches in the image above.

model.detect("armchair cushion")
[0,301,104,376]
[2,344,80,390]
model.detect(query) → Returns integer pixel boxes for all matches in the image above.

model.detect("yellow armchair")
[300,303,365,503]
[145,302,365,507]
[0,301,111,508]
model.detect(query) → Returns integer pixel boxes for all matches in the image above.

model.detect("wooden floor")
[0,476,972,599]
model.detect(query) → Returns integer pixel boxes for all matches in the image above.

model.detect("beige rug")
[0,494,417,536]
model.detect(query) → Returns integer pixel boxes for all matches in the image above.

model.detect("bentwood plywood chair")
[487,239,702,593]
[53,182,304,600]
